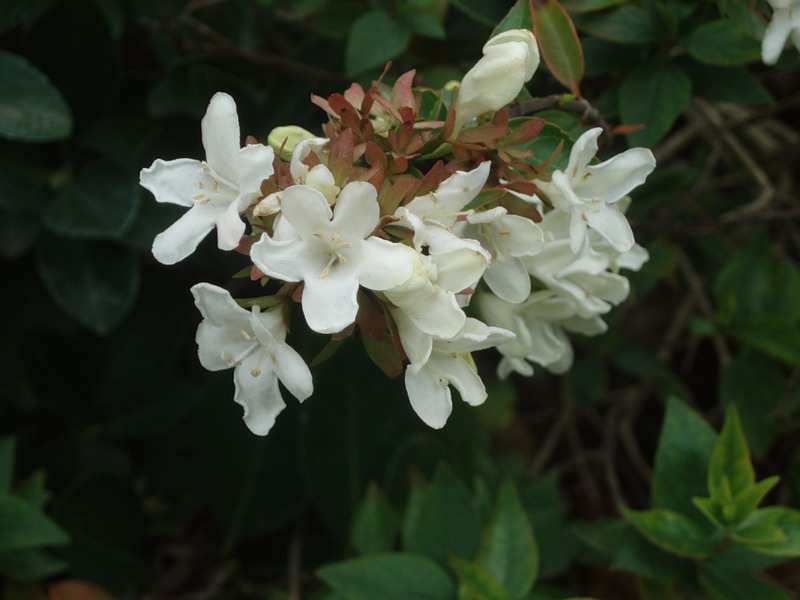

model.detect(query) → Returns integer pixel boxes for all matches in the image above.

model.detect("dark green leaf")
[0,548,67,581]
[492,0,531,36]
[518,121,575,172]
[0,163,45,212]
[402,12,445,39]
[0,210,39,259]
[0,0,50,34]
[619,62,691,147]
[402,464,482,566]
[0,437,14,494]
[345,10,411,75]
[685,20,761,66]
[451,0,510,27]
[318,553,455,600]
[579,6,657,45]
[531,0,585,95]
[735,508,800,557]
[708,404,753,502]
[351,484,396,556]
[480,479,538,598]
[36,236,140,335]
[449,555,512,600]
[43,161,139,240]
[0,493,69,551]
[720,350,783,456]
[733,318,800,366]
[0,51,71,142]
[733,476,780,522]
[700,560,789,600]
[562,0,628,11]
[624,508,716,559]
[14,471,51,511]
[685,63,772,107]
[653,397,717,523]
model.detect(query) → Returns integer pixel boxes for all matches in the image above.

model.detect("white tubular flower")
[250,182,415,335]
[460,207,544,303]
[477,291,606,379]
[762,0,800,65]
[191,283,313,436]
[523,212,631,319]
[452,29,540,135]
[535,127,655,256]
[385,247,487,339]
[394,313,514,429]
[140,92,275,264]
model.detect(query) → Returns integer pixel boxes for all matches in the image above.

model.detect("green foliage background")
[1,0,800,598]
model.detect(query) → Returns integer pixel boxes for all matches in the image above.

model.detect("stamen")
[240,329,252,340]
[193,193,206,200]
[251,368,261,377]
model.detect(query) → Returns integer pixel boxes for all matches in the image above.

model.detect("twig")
[527,392,572,477]
[509,95,611,135]
[288,516,304,600]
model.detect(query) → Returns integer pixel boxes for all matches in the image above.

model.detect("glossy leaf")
[43,161,139,240]
[345,10,410,75]
[0,51,72,142]
[579,6,657,45]
[708,404,754,502]
[351,484,396,556]
[36,236,140,335]
[480,479,538,598]
[318,553,456,600]
[700,560,789,600]
[449,555,512,600]
[492,0,531,36]
[619,62,691,147]
[623,508,716,559]
[686,20,761,66]
[402,464,482,566]
[530,0,585,95]
[0,493,69,551]
[653,397,717,524]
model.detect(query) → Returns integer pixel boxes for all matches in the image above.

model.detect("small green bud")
[268,125,315,161]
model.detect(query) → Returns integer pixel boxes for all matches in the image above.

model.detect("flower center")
[314,231,352,278]
[193,163,239,204]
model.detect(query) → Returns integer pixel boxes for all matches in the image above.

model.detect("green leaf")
[36,237,140,335]
[0,51,72,142]
[685,20,761,66]
[480,479,538,598]
[351,484,396,556]
[733,318,800,366]
[518,121,575,172]
[0,210,39,259]
[401,12,445,39]
[708,404,754,502]
[561,0,628,11]
[0,548,67,581]
[401,464,482,566]
[734,508,800,557]
[0,493,69,551]
[623,508,716,559]
[492,0,531,36]
[653,397,717,524]
[700,560,789,600]
[579,6,657,45]
[685,63,772,107]
[449,555,512,600]
[720,350,783,456]
[531,0,585,95]
[0,162,45,212]
[733,476,780,521]
[619,62,691,147]
[345,10,411,75]
[0,437,14,493]
[43,161,139,240]
[318,553,456,600]
[451,0,510,27]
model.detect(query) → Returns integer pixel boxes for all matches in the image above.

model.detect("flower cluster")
[140,28,655,435]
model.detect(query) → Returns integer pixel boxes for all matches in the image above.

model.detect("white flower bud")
[451,29,540,136]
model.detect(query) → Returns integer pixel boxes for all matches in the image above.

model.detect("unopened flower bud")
[268,125,315,161]
[451,29,540,136]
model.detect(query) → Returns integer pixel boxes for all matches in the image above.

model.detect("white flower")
[140,92,275,264]
[477,290,606,378]
[385,247,487,338]
[250,181,414,335]
[762,0,800,65]
[393,311,514,428]
[535,127,655,256]
[460,207,544,303]
[523,212,631,319]
[191,283,313,436]
[452,29,540,135]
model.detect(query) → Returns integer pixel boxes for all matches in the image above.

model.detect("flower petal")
[280,185,333,234]
[396,288,466,339]
[577,148,656,203]
[354,238,415,291]
[233,353,285,436]
[237,143,275,199]
[405,162,490,226]
[405,363,452,429]
[152,203,218,264]
[215,201,247,251]
[273,342,314,401]
[139,158,205,207]
[434,354,486,406]
[250,235,309,282]
[762,9,792,64]
[566,127,601,181]
[584,203,634,253]
[331,181,380,239]
[483,257,531,304]
[201,92,241,186]
[391,307,433,365]
[301,267,360,334]
[434,248,488,293]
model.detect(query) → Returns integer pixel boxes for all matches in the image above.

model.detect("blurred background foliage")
[1,0,800,598]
